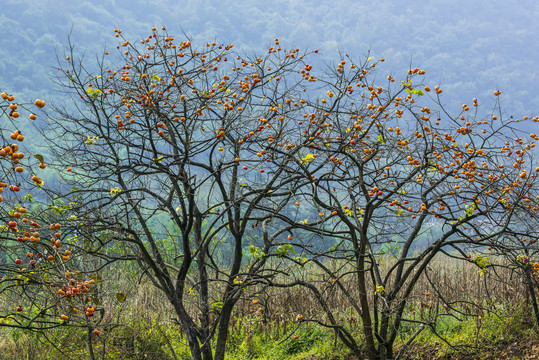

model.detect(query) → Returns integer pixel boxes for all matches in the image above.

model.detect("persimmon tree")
[254,60,539,359]
[44,28,337,360]
[45,26,538,360]
[0,91,103,346]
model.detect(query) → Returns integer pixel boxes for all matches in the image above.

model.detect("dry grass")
[229,254,530,328]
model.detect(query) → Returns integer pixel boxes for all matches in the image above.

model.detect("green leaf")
[210,301,223,312]
[405,89,424,96]
[249,244,265,260]
[34,154,44,164]
[276,244,295,258]
[86,88,103,99]
[116,293,127,303]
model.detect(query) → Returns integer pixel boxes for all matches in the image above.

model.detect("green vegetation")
[1,256,538,359]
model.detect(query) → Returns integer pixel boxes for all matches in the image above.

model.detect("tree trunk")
[195,213,213,360]
[201,341,213,360]
[378,309,390,360]
[184,323,203,360]
[355,226,377,360]
[213,300,235,360]
[524,268,539,326]
[357,254,377,360]
[173,300,204,360]
[87,324,96,360]
[358,281,377,359]
[385,342,393,360]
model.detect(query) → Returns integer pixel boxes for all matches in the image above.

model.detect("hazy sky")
[1,0,537,114]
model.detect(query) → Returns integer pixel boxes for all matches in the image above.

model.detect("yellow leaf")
[301,153,316,164]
